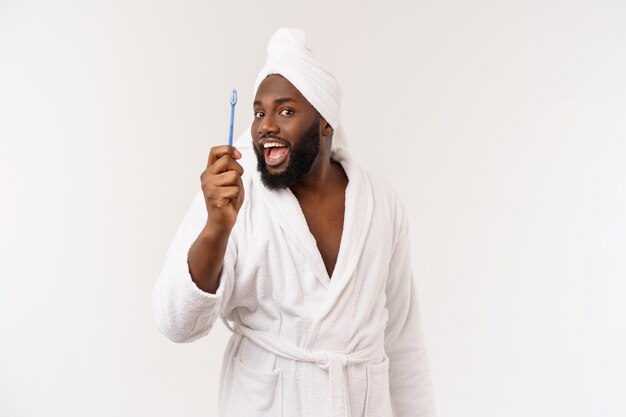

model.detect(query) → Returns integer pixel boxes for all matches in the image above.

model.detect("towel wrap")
[254,27,348,156]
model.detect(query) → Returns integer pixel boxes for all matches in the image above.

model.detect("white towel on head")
[253,27,348,155]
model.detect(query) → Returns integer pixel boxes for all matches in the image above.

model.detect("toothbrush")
[228,89,237,146]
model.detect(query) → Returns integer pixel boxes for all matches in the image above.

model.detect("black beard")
[253,119,320,190]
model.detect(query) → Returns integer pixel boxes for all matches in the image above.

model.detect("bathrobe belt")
[226,319,385,417]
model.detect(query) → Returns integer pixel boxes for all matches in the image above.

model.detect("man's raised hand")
[200,146,245,232]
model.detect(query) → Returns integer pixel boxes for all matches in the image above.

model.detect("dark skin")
[253,75,348,278]
[188,74,347,293]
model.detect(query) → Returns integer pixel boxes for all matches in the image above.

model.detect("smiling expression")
[252,75,323,189]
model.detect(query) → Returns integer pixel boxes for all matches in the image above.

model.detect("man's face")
[251,74,322,190]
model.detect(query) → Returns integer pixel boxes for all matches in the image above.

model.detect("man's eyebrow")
[274,97,296,104]
[253,97,297,106]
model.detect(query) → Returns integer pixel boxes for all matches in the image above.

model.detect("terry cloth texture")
[153,131,438,417]
[253,27,348,155]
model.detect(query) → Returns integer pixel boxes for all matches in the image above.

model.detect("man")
[153,28,437,417]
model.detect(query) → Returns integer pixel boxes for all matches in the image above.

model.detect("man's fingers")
[208,154,244,175]
[215,186,242,203]
[212,170,242,187]
[207,145,242,167]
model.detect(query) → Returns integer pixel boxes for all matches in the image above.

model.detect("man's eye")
[254,111,264,118]
[280,109,294,116]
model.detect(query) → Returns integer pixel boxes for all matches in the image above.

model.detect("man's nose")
[258,114,279,136]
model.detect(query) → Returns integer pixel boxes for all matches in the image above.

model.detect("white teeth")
[263,141,287,148]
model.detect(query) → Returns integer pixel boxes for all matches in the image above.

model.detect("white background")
[1,1,625,416]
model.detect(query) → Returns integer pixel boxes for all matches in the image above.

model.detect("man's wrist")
[201,222,232,241]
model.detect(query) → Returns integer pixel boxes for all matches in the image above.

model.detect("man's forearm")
[187,225,231,294]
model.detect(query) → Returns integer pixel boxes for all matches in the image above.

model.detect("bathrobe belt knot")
[227,320,385,417]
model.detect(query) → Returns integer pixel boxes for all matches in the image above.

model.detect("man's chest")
[299,200,345,278]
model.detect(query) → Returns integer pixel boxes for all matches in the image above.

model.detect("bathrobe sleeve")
[152,190,235,343]
[384,203,438,417]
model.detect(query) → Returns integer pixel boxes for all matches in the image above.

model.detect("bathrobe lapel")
[255,173,331,288]
[253,150,374,302]
[323,151,374,299]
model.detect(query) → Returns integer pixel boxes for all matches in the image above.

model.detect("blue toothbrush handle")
[228,104,235,146]
[227,89,237,146]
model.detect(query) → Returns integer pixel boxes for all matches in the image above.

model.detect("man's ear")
[320,118,334,138]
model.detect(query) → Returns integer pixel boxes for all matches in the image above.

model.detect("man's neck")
[290,156,346,201]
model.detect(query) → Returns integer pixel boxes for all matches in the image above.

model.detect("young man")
[153,28,437,417]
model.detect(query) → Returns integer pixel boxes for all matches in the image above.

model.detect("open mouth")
[261,140,290,167]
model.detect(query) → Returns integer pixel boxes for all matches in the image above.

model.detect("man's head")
[251,74,333,190]
[251,28,346,164]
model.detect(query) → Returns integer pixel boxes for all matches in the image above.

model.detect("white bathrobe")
[152,142,437,417]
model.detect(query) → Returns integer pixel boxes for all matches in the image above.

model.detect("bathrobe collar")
[252,149,374,298]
